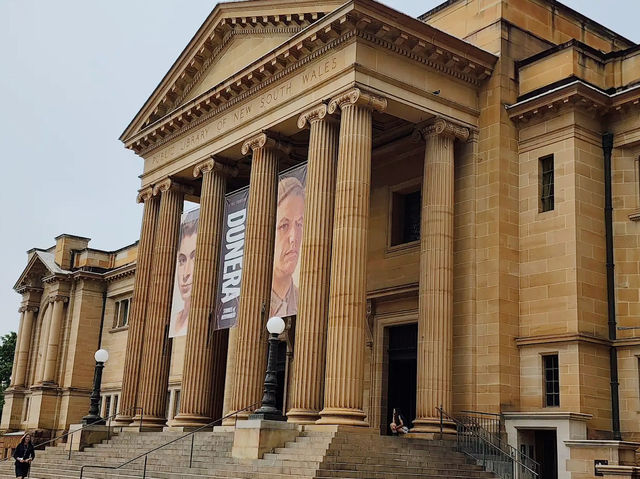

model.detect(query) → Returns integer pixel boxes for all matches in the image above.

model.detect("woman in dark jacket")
[12,433,35,478]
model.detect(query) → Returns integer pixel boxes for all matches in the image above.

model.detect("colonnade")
[115,87,470,431]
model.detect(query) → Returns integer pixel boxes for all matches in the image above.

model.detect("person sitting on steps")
[390,408,409,435]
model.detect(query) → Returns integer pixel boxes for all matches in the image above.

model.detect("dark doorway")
[534,430,558,479]
[275,340,288,413]
[386,323,417,435]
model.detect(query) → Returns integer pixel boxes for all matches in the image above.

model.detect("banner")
[169,208,200,338]
[214,187,249,330]
[270,163,307,318]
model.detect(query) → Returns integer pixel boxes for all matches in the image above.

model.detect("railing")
[0,406,143,463]
[437,407,539,479]
[458,410,503,439]
[79,402,260,479]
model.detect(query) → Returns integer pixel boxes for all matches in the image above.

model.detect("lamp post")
[250,316,286,421]
[83,349,109,425]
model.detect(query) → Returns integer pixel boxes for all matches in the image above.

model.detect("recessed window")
[390,187,421,246]
[543,354,560,407]
[104,395,112,418]
[113,298,131,329]
[540,155,554,212]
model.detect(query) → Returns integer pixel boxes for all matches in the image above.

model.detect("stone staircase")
[0,427,497,479]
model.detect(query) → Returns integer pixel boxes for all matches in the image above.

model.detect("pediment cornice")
[122,0,497,156]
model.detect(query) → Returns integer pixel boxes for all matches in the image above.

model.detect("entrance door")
[534,430,558,479]
[386,323,417,435]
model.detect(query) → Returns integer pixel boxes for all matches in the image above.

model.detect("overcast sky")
[0,0,637,338]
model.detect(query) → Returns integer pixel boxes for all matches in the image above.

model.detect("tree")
[0,332,17,414]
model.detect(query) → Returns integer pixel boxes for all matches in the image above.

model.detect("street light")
[251,316,286,421]
[82,349,109,425]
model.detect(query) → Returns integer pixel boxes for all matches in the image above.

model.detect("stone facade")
[2,0,640,477]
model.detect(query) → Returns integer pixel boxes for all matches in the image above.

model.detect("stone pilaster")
[131,178,188,429]
[115,187,159,425]
[35,302,53,384]
[287,104,339,424]
[13,305,37,387]
[317,88,386,426]
[231,133,282,418]
[412,118,469,433]
[42,296,68,383]
[171,159,236,428]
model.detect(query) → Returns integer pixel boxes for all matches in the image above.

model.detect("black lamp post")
[82,348,109,425]
[250,316,286,421]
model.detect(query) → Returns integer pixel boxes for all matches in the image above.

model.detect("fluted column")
[412,118,469,433]
[317,88,387,426]
[171,159,237,428]
[231,133,282,418]
[115,187,159,425]
[42,296,67,383]
[35,302,53,384]
[131,179,187,429]
[221,326,238,426]
[12,306,37,387]
[287,104,339,424]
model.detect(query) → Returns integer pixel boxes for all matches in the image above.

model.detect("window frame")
[539,155,555,213]
[542,353,560,408]
[387,179,422,252]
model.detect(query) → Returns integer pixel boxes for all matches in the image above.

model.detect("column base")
[111,414,133,427]
[411,417,456,435]
[316,407,368,427]
[167,413,214,430]
[286,408,320,425]
[129,414,167,431]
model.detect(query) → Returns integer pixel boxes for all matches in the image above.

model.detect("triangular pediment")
[121,0,345,144]
[14,251,69,291]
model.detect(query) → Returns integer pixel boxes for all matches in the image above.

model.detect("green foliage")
[0,332,17,414]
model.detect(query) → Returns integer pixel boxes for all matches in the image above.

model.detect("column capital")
[136,186,155,204]
[241,132,291,156]
[152,178,193,197]
[328,88,387,115]
[18,305,39,314]
[193,158,238,179]
[49,295,69,304]
[416,117,470,142]
[297,104,337,129]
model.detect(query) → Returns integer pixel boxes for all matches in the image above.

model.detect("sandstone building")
[2,0,640,477]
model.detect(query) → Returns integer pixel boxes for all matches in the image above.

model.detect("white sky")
[0,0,637,337]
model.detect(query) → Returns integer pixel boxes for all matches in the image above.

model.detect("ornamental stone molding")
[18,305,39,314]
[48,295,69,304]
[193,158,238,179]
[413,117,471,143]
[136,186,155,204]
[152,178,193,197]
[241,132,292,156]
[327,88,387,115]
[297,103,335,129]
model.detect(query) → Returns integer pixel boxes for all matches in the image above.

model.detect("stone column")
[412,118,469,433]
[287,104,339,424]
[10,309,25,386]
[317,88,386,426]
[115,187,159,425]
[12,306,37,387]
[231,133,282,418]
[42,296,68,383]
[35,302,53,384]
[171,159,236,429]
[131,179,187,429]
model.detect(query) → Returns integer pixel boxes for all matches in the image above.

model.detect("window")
[173,390,181,418]
[22,397,30,422]
[104,395,112,418]
[113,298,131,328]
[390,187,421,246]
[540,155,554,212]
[113,394,119,415]
[543,354,560,407]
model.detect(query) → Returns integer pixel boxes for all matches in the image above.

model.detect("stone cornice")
[104,263,136,282]
[193,158,238,179]
[124,1,496,155]
[507,80,640,124]
[328,87,387,114]
[15,285,43,295]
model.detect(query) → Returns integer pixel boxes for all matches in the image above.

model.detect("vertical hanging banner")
[270,163,307,318]
[214,187,249,330]
[169,208,200,338]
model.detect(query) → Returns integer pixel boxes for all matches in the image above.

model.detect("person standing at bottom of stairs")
[12,433,35,479]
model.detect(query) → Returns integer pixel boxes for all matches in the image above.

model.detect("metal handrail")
[79,402,260,479]
[437,407,539,479]
[0,406,143,463]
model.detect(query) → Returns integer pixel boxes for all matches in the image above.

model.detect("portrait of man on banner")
[270,164,307,318]
[169,208,199,338]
